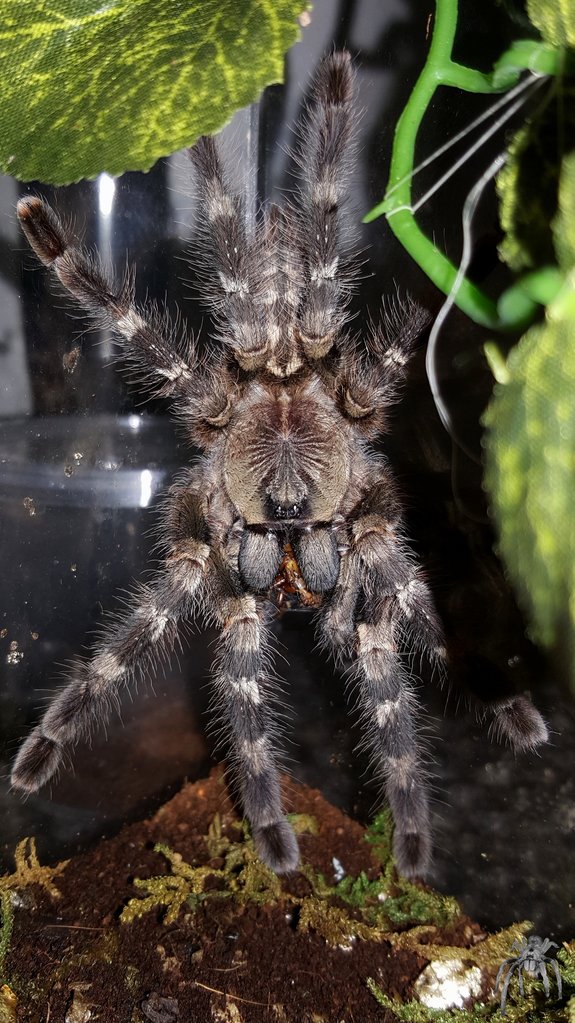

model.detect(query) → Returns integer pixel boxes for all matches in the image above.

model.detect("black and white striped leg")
[339,306,429,436]
[295,51,356,358]
[11,541,209,794]
[188,137,273,371]
[16,197,196,400]
[210,588,298,873]
[350,506,446,666]
[322,502,435,876]
[354,611,431,877]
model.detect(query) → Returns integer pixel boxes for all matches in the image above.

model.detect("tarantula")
[12,52,548,877]
[495,936,562,1013]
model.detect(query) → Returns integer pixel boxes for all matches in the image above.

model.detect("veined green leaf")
[527,0,575,47]
[0,0,307,184]
[483,309,575,655]
[484,153,575,681]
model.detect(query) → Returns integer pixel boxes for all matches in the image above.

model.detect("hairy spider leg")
[16,196,240,443]
[535,956,562,1000]
[11,489,210,793]
[317,464,448,877]
[337,301,430,439]
[293,50,356,360]
[496,948,562,1014]
[16,197,198,402]
[188,135,276,372]
[189,52,358,378]
[356,605,432,877]
[320,550,361,659]
[205,561,299,873]
[351,504,443,876]
[487,692,549,752]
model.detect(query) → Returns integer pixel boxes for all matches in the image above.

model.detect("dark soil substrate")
[6,770,490,1022]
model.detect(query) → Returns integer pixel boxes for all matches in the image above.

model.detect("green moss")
[0,984,17,1023]
[124,964,140,995]
[298,899,377,947]
[382,880,460,929]
[121,809,464,950]
[3,817,574,1019]
[0,838,68,982]
[121,846,221,925]
[0,895,13,985]
[364,808,394,867]
[287,813,320,836]
[340,812,459,929]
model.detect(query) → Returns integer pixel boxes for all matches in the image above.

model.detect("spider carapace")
[11,52,548,878]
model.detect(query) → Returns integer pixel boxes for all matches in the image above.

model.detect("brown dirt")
[5,770,485,1023]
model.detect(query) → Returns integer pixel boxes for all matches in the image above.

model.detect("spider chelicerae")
[495,935,563,1013]
[12,52,548,877]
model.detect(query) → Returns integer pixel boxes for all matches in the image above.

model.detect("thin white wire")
[385,72,541,205]
[425,149,507,455]
[411,80,544,214]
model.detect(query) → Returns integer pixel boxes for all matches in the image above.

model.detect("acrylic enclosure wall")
[1,0,574,940]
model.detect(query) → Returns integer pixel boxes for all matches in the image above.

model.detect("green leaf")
[484,155,575,680]
[527,0,575,47]
[483,312,575,655]
[554,149,575,268]
[0,0,306,184]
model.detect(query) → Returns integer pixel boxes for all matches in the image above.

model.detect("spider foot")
[253,819,300,874]
[492,694,549,751]
[393,827,432,879]
[11,728,62,793]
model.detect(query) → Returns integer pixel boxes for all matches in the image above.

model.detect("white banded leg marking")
[91,650,126,689]
[222,596,261,650]
[375,695,404,727]
[386,754,418,788]
[116,310,192,382]
[218,272,249,296]
[383,347,409,368]
[117,310,147,339]
[241,735,270,774]
[396,577,429,616]
[148,609,170,643]
[168,540,209,577]
[207,188,235,221]
[310,257,339,282]
[230,676,262,704]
